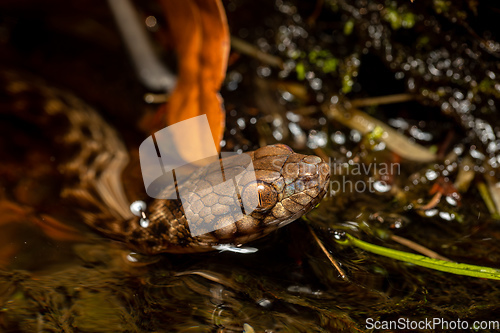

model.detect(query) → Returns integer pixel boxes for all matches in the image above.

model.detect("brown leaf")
[156,0,229,152]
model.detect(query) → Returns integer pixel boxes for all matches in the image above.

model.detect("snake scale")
[0,70,330,254]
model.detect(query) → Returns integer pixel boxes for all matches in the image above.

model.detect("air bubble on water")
[307,130,327,149]
[425,169,438,181]
[373,181,391,193]
[281,91,294,102]
[237,118,246,130]
[425,209,438,217]
[350,130,362,142]
[288,122,302,135]
[445,196,458,206]
[332,131,346,145]
[257,66,271,77]
[286,111,301,122]
[310,78,322,91]
[439,211,454,221]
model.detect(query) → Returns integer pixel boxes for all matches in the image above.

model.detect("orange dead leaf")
[157,0,229,152]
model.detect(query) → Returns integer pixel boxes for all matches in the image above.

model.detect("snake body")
[0,70,330,254]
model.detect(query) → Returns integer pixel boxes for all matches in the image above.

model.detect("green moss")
[296,62,305,80]
[433,0,451,14]
[478,78,500,98]
[384,5,416,30]
[342,74,353,93]
[384,8,402,30]
[294,49,339,80]
[401,12,415,28]
[323,58,338,73]
[416,35,430,49]
[344,19,354,35]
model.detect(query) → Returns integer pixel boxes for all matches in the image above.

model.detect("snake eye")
[241,181,278,213]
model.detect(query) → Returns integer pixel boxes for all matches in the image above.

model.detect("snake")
[0,69,330,255]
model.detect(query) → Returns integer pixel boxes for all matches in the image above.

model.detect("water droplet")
[350,130,362,142]
[445,196,458,206]
[286,111,301,122]
[130,201,146,217]
[425,169,438,181]
[281,91,294,102]
[126,253,139,262]
[237,118,246,130]
[307,131,327,148]
[439,211,454,221]
[424,209,438,217]
[310,78,322,90]
[332,131,346,145]
[373,181,391,193]
[257,66,271,77]
[140,218,150,228]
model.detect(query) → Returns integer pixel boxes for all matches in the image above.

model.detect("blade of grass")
[336,232,500,280]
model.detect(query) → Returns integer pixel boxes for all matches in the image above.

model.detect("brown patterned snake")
[0,70,330,254]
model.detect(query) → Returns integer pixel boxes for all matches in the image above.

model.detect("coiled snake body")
[0,70,330,254]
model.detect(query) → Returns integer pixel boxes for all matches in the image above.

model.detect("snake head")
[124,144,330,254]
[239,144,330,229]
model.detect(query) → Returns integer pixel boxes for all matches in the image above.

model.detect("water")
[1,0,500,332]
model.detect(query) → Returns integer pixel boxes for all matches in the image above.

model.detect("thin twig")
[454,156,475,193]
[481,178,500,217]
[306,0,325,25]
[144,92,170,104]
[417,192,442,211]
[308,225,349,281]
[231,36,284,69]
[389,234,452,262]
[349,93,415,108]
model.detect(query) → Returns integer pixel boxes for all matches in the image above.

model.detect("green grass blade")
[338,233,500,281]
